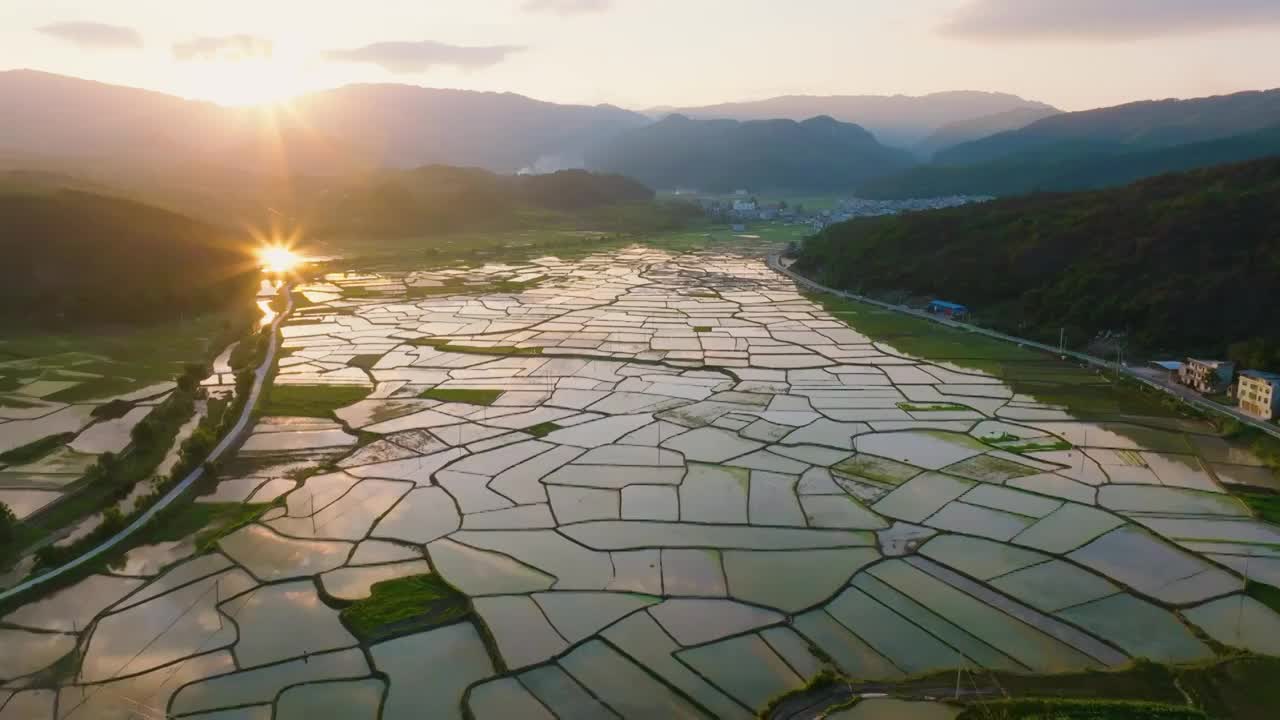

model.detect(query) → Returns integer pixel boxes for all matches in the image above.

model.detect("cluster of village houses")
[692,192,991,231]
[1156,359,1280,422]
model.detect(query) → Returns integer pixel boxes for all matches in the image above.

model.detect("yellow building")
[1238,371,1280,421]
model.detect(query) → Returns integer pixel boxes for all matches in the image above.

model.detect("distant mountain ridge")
[860,124,1280,199]
[0,70,649,176]
[914,106,1061,159]
[650,91,1057,147]
[585,114,915,192]
[858,88,1280,199]
[935,88,1280,166]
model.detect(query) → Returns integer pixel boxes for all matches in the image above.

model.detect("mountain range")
[861,88,1280,198]
[0,71,1056,179]
[649,92,1057,148]
[585,114,914,192]
[0,70,650,178]
[7,69,1280,202]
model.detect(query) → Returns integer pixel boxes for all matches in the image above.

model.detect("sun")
[259,244,303,274]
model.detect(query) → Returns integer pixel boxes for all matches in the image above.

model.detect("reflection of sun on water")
[259,245,302,273]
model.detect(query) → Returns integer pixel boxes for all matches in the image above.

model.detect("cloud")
[37,21,142,50]
[323,40,523,74]
[941,0,1280,40]
[173,34,273,61]
[522,0,611,15]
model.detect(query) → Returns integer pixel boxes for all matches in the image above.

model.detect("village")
[1153,358,1280,423]
[690,191,993,231]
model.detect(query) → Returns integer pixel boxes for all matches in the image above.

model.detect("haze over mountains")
[863,87,1280,198]
[584,115,915,192]
[648,92,1058,149]
[4,69,1280,205]
[0,70,649,178]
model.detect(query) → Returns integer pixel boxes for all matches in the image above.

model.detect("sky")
[3,0,1280,110]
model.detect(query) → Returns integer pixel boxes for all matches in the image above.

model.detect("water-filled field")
[3,246,1277,719]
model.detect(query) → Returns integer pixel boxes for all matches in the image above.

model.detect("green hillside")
[310,167,663,236]
[934,88,1280,167]
[860,126,1280,199]
[0,190,258,325]
[795,157,1280,364]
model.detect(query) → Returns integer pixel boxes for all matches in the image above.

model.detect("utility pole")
[1059,328,1065,356]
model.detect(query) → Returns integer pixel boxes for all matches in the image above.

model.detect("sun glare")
[259,245,302,274]
[190,59,300,107]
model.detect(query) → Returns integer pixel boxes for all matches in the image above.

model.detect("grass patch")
[1247,580,1280,615]
[349,354,383,371]
[808,292,1037,368]
[524,422,563,438]
[1236,491,1280,525]
[418,388,504,405]
[408,338,543,357]
[0,433,74,465]
[1024,383,1180,419]
[897,402,971,412]
[693,326,713,333]
[955,698,1206,719]
[258,385,370,419]
[339,573,469,642]
[0,395,42,409]
[834,455,920,486]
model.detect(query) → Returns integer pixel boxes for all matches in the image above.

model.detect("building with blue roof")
[926,300,969,320]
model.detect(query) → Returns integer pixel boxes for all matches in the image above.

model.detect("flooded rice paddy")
[2,246,1278,718]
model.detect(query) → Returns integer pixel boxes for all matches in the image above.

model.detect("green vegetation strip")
[339,574,469,642]
[897,402,970,412]
[0,395,41,409]
[409,338,544,357]
[258,385,371,419]
[418,388,504,405]
[955,698,1206,720]
[769,657,1280,720]
[1238,491,1280,525]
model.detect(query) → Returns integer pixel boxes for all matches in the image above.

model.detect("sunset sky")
[4,0,1279,109]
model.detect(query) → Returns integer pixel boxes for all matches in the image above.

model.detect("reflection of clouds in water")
[285,589,320,607]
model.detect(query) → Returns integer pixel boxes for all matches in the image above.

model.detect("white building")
[1238,371,1280,421]
[1179,359,1235,394]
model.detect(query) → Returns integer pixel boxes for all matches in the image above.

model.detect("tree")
[0,501,16,544]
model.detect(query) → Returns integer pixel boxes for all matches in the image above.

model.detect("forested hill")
[858,125,1280,199]
[0,168,669,325]
[0,190,258,325]
[584,115,915,192]
[794,157,1280,362]
[311,167,660,235]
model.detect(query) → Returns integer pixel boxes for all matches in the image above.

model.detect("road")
[0,287,294,603]
[767,255,1280,442]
